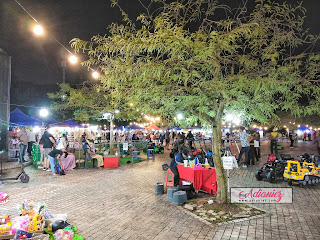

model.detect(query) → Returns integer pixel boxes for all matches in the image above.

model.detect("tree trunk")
[211,120,228,204]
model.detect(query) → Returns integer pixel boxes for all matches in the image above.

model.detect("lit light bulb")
[92,71,99,79]
[33,25,43,35]
[69,55,77,64]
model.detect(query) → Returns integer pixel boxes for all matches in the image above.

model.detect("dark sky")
[1,0,320,114]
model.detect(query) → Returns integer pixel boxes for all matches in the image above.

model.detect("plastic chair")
[165,169,175,188]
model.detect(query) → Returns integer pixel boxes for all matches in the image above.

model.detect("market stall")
[177,165,217,195]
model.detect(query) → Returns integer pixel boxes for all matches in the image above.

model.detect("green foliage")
[48,83,140,122]
[70,0,320,126]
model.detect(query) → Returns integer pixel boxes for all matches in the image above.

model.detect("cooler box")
[103,156,119,168]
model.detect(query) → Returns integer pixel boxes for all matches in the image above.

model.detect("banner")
[230,187,293,203]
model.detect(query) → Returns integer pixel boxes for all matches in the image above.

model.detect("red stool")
[165,169,174,187]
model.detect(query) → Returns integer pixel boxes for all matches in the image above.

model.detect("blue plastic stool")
[147,149,155,160]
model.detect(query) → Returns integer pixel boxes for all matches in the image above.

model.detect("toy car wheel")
[267,171,276,183]
[305,176,310,181]
[20,174,29,183]
[255,170,264,181]
[312,179,316,185]
[300,180,307,187]
[288,180,292,186]
[316,178,319,184]
[308,179,312,185]
[283,177,288,182]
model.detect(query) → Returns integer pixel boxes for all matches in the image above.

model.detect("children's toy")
[13,229,33,239]
[256,154,293,183]
[0,221,12,235]
[0,216,10,224]
[283,153,320,187]
[0,192,9,204]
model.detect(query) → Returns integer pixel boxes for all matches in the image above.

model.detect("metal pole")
[61,59,66,84]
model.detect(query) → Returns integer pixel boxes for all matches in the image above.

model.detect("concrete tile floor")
[0,140,319,239]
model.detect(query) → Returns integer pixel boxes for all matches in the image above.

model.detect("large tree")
[70,0,320,203]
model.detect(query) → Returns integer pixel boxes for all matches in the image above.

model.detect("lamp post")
[103,110,119,155]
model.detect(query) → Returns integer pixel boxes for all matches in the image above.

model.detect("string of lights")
[13,0,99,79]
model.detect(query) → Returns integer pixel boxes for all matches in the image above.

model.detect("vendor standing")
[169,148,189,187]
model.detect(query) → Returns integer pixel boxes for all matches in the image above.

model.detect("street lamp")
[69,55,78,64]
[39,108,48,118]
[177,113,183,120]
[33,25,43,35]
[92,71,99,79]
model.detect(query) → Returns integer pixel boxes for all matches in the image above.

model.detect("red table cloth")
[177,166,217,196]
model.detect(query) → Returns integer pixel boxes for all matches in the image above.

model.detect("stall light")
[264,127,268,130]
[195,123,198,126]
[284,125,287,128]
[290,122,292,124]
[298,125,301,127]
[306,125,309,127]
[136,109,139,112]
[32,126,40,133]
[129,103,133,106]
[293,122,296,124]
[253,125,257,128]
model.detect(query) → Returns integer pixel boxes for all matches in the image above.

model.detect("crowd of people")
[11,125,77,175]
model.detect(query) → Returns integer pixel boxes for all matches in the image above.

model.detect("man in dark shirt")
[169,149,188,186]
[40,126,56,170]
[48,148,63,175]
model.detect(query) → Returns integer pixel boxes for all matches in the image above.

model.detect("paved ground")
[0,140,319,240]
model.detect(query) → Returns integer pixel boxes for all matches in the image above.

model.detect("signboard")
[231,187,293,203]
[222,156,234,170]
[123,142,129,151]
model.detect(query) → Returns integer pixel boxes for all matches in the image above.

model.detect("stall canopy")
[127,124,144,130]
[114,125,126,131]
[146,124,160,130]
[10,108,42,127]
[50,119,83,128]
[293,125,312,132]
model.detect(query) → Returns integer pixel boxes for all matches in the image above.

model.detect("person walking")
[236,126,250,168]
[16,126,29,163]
[289,131,295,148]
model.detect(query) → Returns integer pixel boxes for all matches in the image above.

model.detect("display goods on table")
[0,200,83,240]
[255,154,293,183]
[283,153,320,187]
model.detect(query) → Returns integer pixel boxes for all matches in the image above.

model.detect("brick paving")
[0,140,319,239]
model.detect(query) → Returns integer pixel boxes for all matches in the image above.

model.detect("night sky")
[1,0,320,114]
